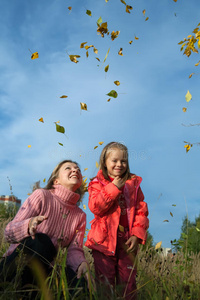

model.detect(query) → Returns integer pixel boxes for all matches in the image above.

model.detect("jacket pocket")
[90,217,108,244]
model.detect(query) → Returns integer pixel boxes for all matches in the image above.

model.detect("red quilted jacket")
[85,170,149,256]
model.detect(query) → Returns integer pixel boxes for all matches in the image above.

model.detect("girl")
[1,160,90,294]
[85,142,149,299]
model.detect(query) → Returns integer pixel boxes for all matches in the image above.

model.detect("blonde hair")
[45,160,85,203]
[99,142,131,183]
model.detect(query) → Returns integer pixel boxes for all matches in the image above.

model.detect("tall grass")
[0,218,200,300]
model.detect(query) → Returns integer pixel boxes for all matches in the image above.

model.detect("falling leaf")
[111,30,120,41]
[96,57,100,62]
[196,227,200,232]
[84,168,88,171]
[83,204,86,210]
[184,144,191,153]
[195,60,200,66]
[173,0,177,2]
[118,48,123,56]
[76,230,79,233]
[145,17,149,21]
[120,0,126,5]
[68,54,80,63]
[182,107,187,112]
[114,80,120,86]
[107,90,118,98]
[39,117,44,123]
[28,145,31,148]
[185,90,192,102]
[80,42,87,48]
[43,178,46,183]
[60,95,68,98]
[170,212,173,217]
[126,5,133,13]
[104,48,110,62]
[172,204,176,207]
[107,98,111,102]
[31,52,39,59]
[93,47,98,54]
[68,6,72,11]
[105,0,109,2]
[96,161,99,168]
[85,45,93,50]
[155,241,162,250]
[135,36,139,40]
[94,146,98,149]
[97,22,108,37]
[99,142,104,145]
[86,51,89,58]
[80,102,87,111]
[58,142,63,146]
[55,120,60,124]
[97,16,103,26]
[55,124,65,134]
[142,9,146,16]
[129,40,133,44]
[105,65,109,72]
[163,220,169,222]
[189,73,194,78]
[86,9,92,16]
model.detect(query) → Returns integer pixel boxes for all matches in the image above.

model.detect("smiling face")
[54,162,82,192]
[105,148,128,178]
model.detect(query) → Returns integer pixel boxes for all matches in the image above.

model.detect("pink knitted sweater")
[4,184,87,272]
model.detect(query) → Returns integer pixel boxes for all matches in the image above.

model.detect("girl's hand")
[112,176,124,189]
[77,262,96,290]
[125,235,139,253]
[28,216,48,239]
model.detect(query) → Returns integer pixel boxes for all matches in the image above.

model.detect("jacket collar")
[51,184,80,206]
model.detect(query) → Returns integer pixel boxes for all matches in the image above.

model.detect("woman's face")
[54,162,82,191]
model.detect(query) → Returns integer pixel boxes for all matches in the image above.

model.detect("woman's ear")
[54,178,59,185]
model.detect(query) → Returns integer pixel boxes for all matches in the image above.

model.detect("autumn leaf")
[83,204,86,210]
[184,144,191,153]
[96,57,100,62]
[68,54,80,63]
[68,6,72,11]
[86,51,89,58]
[182,107,187,112]
[96,161,99,168]
[118,48,123,56]
[195,60,200,66]
[129,40,133,44]
[170,212,173,217]
[173,0,177,2]
[55,123,65,134]
[60,95,68,98]
[145,17,149,21]
[172,204,176,207]
[111,30,120,41]
[99,141,104,145]
[55,120,60,124]
[58,142,63,146]
[80,102,87,111]
[39,117,44,123]
[28,145,31,148]
[107,98,111,102]
[97,22,108,37]
[93,47,98,54]
[114,80,120,86]
[155,241,162,250]
[189,73,194,78]
[86,9,92,16]
[107,90,118,98]
[85,45,93,50]
[94,146,98,149]
[104,48,110,62]
[163,220,169,222]
[105,65,109,72]
[97,16,103,26]
[126,5,132,13]
[135,36,139,40]
[142,9,146,16]
[31,52,39,59]
[84,168,88,171]
[80,42,87,48]
[185,90,192,102]
[120,0,126,5]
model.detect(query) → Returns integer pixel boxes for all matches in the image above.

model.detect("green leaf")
[103,48,110,62]
[55,124,65,134]
[106,90,118,98]
[86,9,92,16]
[97,16,102,26]
[58,142,63,146]
[104,65,109,72]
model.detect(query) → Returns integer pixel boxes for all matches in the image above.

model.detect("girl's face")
[54,162,82,192]
[105,148,127,178]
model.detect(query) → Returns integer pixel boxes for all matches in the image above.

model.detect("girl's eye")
[65,167,71,170]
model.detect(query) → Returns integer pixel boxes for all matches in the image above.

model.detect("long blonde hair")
[99,142,131,183]
[45,160,85,203]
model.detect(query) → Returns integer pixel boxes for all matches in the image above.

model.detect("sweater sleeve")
[88,180,121,216]
[66,212,87,272]
[130,187,149,244]
[4,189,44,243]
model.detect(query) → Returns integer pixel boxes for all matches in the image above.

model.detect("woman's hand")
[28,216,48,239]
[125,235,139,253]
[77,261,96,290]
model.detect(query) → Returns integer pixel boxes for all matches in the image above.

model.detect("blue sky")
[0,0,200,249]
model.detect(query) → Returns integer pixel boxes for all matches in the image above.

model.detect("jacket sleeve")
[66,212,87,272]
[131,187,149,244]
[4,189,44,243]
[88,180,121,216]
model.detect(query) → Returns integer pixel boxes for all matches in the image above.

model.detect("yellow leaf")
[83,204,86,210]
[185,90,192,102]
[99,142,104,145]
[126,5,132,13]
[76,230,79,233]
[105,65,109,72]
[60,95,68,98]
[198,39,200,48]
[27,193,31,196]
[170,212,173,217]
[129,40,133,44]
[114,80,120,86]
[142,9,146,16]
[31,52,39,59]
[94,146,98,149]
[145,17,149,21]
[182,107,187,112]
[184,144,191,153]
[118,48,123,56]
[96,161,99,168]
[104,48,110,62]
[135,36,139,40]
[163,220,169,222]
[68,6,72,11]
[68,54,80,63]
[86,51,89,58]
[189,73,194,78]
[80,102,87,111]
[80,42,87,48]
[195,60,200,66]
[111,30,120,41]
[120,0,126,5]
[85,45,93,50]
[155,241,162,250]
[97,22,108,37]
[28,145,31,148]
[39,117,44,123]
[55,120,60,124]
[43,178,46,183]
[84,168,88,171]
[173,0,177,2]
[96,57,100,62]
[93,47,98,54]
[107,98,111,102]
